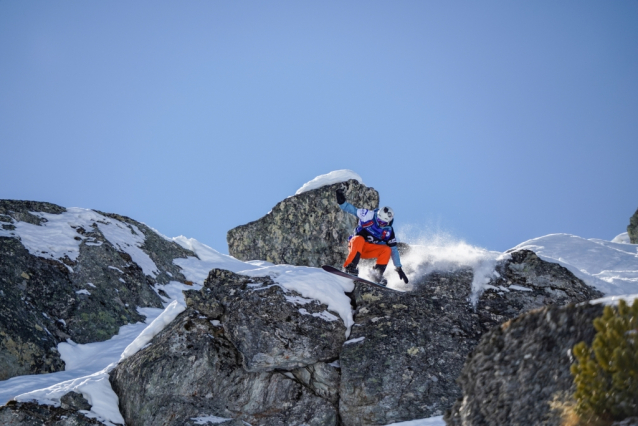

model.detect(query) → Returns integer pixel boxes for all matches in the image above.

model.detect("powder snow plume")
[390,227,505,305]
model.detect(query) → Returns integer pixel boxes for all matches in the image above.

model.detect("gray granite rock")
[0,199,195,380]
[227,180,379,267]
[291,361,341,405]
[444,302,603,426]
[338,251,603,425]
[185,268,347,372]
[60,391,91,411]
[629,208,638,244]
[109,309,338,426]
[0,400,101,425]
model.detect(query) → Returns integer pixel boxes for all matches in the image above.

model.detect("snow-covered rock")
[0,200,193,380]
[629,208,638,244]
[227,179,378,268]
[295,169,363,195]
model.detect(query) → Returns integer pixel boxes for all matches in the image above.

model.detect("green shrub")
[571,299,638,421]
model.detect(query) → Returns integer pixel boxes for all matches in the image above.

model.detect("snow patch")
[511,233,638,296]
[120,301,186,361]
[344,336,365,345]
[612,232,631,244]
[298,308,339,322]
[0,207,160,277]
[295,169,363,195]
[172,236,257,285]
[509,285,532,292]
[386,416,445,426]
[75,289,91,296]
[238,264,355,336]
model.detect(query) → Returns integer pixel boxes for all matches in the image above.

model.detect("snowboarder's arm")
[338,201,359,216]
[390,246,402,268]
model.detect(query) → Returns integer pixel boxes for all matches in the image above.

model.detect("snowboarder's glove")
[336,187,346,205]
[396,267,409,284]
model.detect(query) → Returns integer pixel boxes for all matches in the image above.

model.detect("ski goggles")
[376,219,389,227]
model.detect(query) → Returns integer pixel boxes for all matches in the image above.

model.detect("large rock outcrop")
[186,269,347,372]
[107,251,602,426]
[0,200,194,380]
[110,269,346,426]
[629,208,638,244]
[338,252,602,426]
[444,302,604,426]
[227,180,378,267]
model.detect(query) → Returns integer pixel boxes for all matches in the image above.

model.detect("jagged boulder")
[0,400,101,425]
[444,302,604,426]
[0,200,194,380]
[109,309,339,426]
[629,208,638,244]
[185,269,347,372]
[338,251,603,425]
[479,249,604,322]
[227,180,379,267]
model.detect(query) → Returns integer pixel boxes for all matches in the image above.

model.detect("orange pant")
[344,235,391,267]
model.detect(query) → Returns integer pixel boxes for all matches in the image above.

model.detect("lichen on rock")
[227,180,379,267]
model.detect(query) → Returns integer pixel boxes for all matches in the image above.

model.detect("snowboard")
[321,265,402,292]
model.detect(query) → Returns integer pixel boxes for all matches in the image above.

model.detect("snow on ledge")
[295,170,363,195]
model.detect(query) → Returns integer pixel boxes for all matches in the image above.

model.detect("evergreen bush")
[571,299,638,422]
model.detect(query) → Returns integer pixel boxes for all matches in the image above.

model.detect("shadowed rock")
[444,302,604,426]
[110,309,338,426]
[0,400,101,425]
[338,252,603,425]
[186,269,347,372]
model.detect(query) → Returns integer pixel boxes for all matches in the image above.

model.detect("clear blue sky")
[1,1,637,253]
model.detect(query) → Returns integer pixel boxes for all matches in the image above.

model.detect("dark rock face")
[0,200,195,380]
[340,270,484,425]
[227,180,379,267]
[189,269,346,372]
[110,309,339,426]
[444,303,604,426]
[629,208,638,244]
[0,400,101,425]
[338,252,603,426]
[477,249,604,326]
[60,391,92,411]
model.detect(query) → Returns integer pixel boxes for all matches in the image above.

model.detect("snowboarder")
[336,186,409,286]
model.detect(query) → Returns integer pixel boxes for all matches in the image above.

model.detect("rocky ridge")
[109,251,601,425]
[0,187,609,425]
[0,200,195,380]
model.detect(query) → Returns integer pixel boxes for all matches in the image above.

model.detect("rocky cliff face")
[109,251,602,426]
[227,180,379,268]
[0,200,194,380]
[110,269,343,426]
[629,208,638,244]
[444,302,604,426]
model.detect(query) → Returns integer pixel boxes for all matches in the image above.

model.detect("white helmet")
[377,206,394,226]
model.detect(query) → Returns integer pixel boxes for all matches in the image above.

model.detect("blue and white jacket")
[338,201,402,267]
